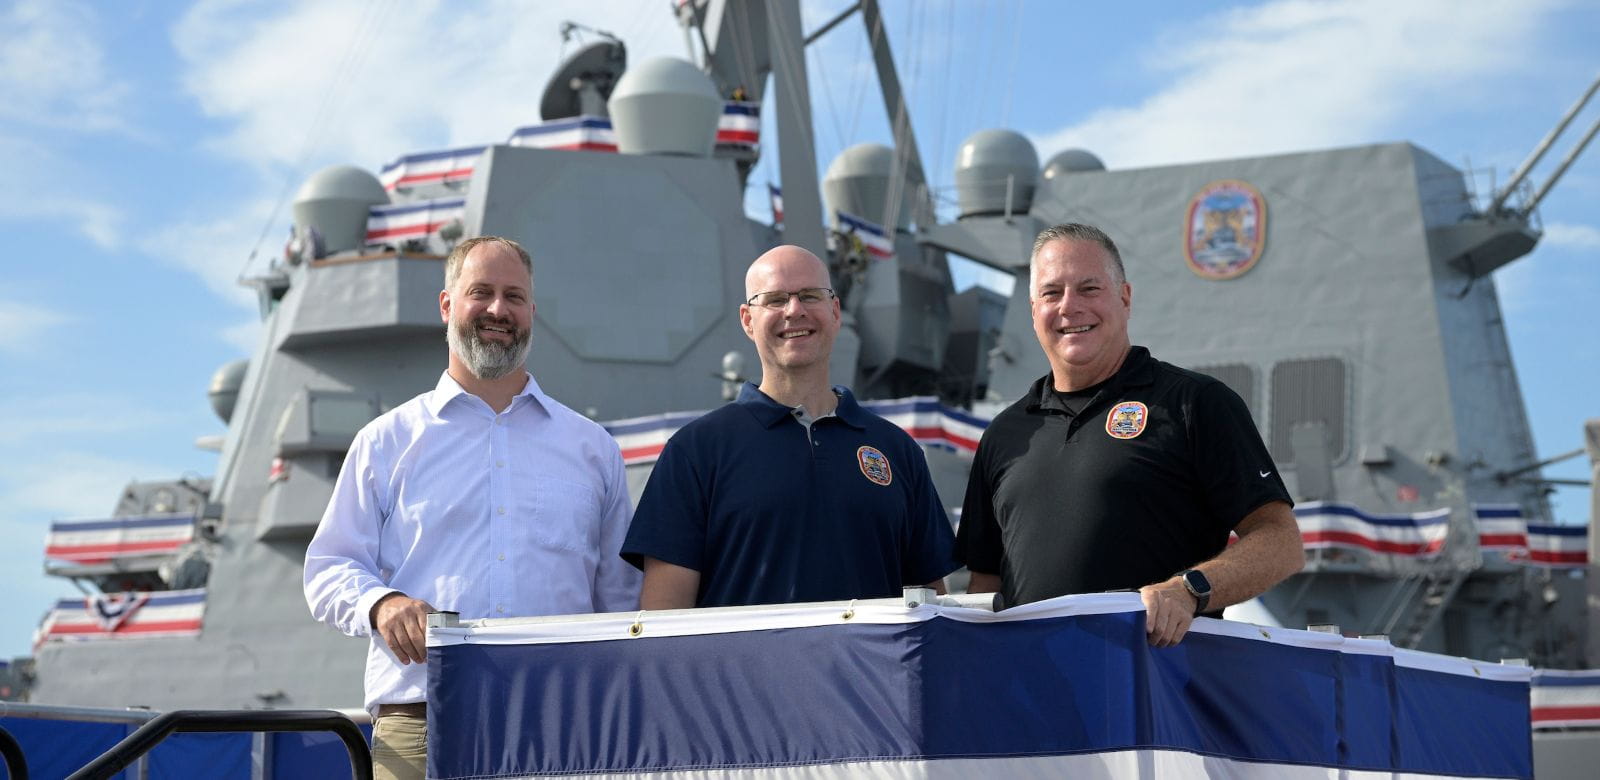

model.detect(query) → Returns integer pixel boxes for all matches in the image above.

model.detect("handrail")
[0,724,27,780]
[67,710,370,780]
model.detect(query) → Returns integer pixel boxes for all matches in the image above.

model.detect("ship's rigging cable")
[999,0,1024,126]
[932,0,957,207]
[238,0,390,282]
[805,16,850,167]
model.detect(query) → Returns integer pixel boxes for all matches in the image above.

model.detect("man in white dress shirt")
[304,235,640,780]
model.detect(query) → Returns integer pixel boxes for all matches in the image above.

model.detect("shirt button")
[497,553,506,561]
[496,506,506,515]
[496,604,505,613]
[496,418,506,426]
[496,460,505,468]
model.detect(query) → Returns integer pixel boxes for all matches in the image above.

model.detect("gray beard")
[447,316,531,380]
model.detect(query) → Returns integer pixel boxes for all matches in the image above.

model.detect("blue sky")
[0,0,1596,661]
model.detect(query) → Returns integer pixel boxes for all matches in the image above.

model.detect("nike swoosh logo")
[1259,471,1272,478]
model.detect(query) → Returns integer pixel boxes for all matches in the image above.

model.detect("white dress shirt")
[304,371,640,712]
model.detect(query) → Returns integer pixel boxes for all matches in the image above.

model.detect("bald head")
[745,245,831,299]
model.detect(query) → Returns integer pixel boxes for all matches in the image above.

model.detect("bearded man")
[304,236,640,780]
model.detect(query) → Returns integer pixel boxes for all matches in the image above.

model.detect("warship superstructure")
[12,4,1596,768]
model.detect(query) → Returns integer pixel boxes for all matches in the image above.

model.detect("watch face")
[1183,569,1212,596]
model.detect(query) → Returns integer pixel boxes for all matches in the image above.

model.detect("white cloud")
[222,318,263,354]
[1031,0,1562,169]
[0,135,126,249]
[1542,222,1600,249]
[0,301,69,354]
[0,451,180,519]
[0,394,189,446]
[172,0,692,174]
[0,0,130,132]
[136,198,278,309]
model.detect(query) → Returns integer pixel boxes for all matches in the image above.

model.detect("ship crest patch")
[1184,179,1267,280]
[1105,401,1149,440]
[857,446,893,486]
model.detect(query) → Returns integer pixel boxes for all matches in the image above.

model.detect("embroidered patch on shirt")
[857,446,893,486]
[1105,401,1149,440]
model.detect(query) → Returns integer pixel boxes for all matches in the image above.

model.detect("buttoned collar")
[423,370,549,419]
[1027,346,1155,414]
[735,382,868,431]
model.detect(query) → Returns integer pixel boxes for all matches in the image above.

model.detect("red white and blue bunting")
[1294,502,1449,557]
[1473,504,1588,567]
[44,514,196,565]
[1532,669,1600,729]
[34,588,207,646]
[602,396,986,467]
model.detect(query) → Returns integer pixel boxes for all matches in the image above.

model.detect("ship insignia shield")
[1184,179,1267,280]
[1105,401,1149,440]
[857,446,893,486]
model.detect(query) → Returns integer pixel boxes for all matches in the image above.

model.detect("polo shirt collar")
[424,370,549,418]
[1026,346,1155,412]
[735,382,866,430]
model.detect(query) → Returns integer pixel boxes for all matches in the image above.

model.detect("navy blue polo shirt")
[621,383,958,607]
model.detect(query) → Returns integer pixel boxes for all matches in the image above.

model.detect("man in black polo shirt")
[957,224,1303,646]
[622,245,957,608]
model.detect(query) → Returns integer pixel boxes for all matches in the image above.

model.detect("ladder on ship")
[1382,568,1469,649]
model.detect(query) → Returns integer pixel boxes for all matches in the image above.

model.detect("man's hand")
[370,592,435,665]
[1139,578,1199,648]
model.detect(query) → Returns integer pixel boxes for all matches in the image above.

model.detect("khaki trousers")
[372,710,427,780]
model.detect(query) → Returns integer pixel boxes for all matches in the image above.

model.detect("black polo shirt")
[622,383,957,607]
[956,347,1290,608]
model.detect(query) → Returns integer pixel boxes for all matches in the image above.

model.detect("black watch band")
[1180,569,1212,615]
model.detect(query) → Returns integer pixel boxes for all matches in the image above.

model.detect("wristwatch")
[1179,569,1212,615]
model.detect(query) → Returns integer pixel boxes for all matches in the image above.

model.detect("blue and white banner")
[426,594,1533,779]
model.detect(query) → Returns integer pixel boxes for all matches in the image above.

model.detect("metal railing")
[0,724,27,780]
[66,710,370,780]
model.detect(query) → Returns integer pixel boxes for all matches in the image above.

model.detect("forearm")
[965,571,1002,594]
[1191,502,1304,610]
[640,558,701,610]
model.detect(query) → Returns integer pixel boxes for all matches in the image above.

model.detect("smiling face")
[1029,237,1132,390]
[440,241,535,380]
[740,245,841,378]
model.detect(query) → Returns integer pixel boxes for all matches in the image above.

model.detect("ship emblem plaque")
[857,446,893,486]
[1184,179,1267,280]
[1105,401,1149,440]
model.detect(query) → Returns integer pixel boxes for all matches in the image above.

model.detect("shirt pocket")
[529,476,600,553]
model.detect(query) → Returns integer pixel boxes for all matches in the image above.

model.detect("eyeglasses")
[744,287,836,309]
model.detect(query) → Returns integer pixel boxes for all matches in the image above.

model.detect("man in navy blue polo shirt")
[621,245,957,608]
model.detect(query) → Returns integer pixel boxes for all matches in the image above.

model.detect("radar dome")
[292,165,388,255]
[955,129,1038,218]
[207,359,250,424]
[1042,148,1106,180]
[608,57,721,157]
[823,143,911,230]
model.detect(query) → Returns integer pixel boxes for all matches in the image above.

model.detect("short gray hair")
[1031,223,1125,286]
[444,236,533,291]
